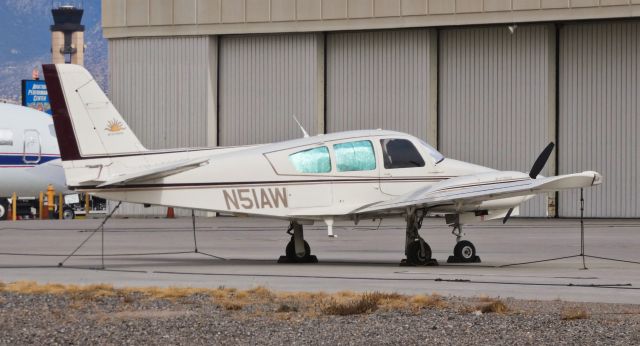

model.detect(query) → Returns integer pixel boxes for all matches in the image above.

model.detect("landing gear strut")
[278,221,318,263]
[447,224,481,263]
[401,210,437,266]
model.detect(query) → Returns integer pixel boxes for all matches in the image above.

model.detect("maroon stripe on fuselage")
[42,64,82,161]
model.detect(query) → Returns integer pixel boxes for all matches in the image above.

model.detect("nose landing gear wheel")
[447,240,481,263]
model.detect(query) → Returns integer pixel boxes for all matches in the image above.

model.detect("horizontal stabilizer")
[96,157,210,187]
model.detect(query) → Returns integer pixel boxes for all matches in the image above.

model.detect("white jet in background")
[0,103,74,219]
[43,64,602,264]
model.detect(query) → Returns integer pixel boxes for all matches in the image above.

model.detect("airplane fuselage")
[0,104,67,197]
[69,130,532,220]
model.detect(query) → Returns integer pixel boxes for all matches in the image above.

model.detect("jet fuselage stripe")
[0,155,60,166]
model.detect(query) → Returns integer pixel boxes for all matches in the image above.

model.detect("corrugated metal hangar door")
[109,36,217,216]
[326,30,437,143]
[218,34,322,146]
[558,22,640,218]
[439,25,555,217]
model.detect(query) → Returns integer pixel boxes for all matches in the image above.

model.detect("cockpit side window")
[333,140,376,172]
[419,139,445,164]
[289,146,331,173]
[0,129,13,146]
[380,138,425,169]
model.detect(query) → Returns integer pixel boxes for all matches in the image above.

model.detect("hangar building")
[101,0,639,218]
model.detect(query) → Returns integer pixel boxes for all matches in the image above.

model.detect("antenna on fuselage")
[292,114,309,138]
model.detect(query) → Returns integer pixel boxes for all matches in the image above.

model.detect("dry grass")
[477,294,495,303]
[0,281,453,317]
[477,300,509,314]
[561,308,590,320]
[124,286,210,300]
[246,286,273,300]
[1,281,116,299]
[220,301,245,311]
[276,303,298,313]
[320,291,415,316]
[321,293,380,316]
[410,294,448,310]
[458,296,509,315]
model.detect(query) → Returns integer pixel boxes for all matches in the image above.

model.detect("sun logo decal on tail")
[105,119,126,135]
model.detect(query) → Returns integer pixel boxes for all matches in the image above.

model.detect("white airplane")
[42,64,602,265]
[0,103,73,219]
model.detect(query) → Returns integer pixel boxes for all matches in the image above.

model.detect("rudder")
[43,64,146,160]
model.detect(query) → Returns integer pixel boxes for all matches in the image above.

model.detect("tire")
[285,239,311,261]
[0,200,7,220]
[406,240,432,265]
[62,207,75,220]
[454,240,476,262]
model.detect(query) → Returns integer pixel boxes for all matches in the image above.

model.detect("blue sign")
[21,80,51,115]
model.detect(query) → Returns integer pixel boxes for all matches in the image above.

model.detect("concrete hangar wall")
[102,0,640,218]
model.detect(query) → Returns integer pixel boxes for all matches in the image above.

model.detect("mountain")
[0,0,107,102]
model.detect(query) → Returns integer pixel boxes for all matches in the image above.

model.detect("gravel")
[0,291,638,345]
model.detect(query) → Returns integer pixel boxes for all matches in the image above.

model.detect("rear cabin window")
[333,140,376,172]
[0,129,13,146]
[380,139,425,169]
[289,146,331,173]
[49,124,57,138]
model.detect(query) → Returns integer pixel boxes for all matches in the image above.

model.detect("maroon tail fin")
[42,64,82,161]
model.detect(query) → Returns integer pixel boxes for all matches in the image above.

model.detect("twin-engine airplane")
[43,64,602,265]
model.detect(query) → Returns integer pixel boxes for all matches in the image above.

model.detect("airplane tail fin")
[42,64,147,161]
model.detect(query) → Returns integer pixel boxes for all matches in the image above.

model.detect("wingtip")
[588,171,603,185]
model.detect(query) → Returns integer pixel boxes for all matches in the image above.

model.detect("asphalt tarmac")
[0,217,638,304]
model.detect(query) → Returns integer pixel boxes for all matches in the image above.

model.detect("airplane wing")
[95,157,210,187]
[353,171,602,214]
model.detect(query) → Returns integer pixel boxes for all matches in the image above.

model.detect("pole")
[11,192,17,221]
[580,188,587,270]
[192,210,198,253]
[46,184,55,220]
[39,192,44,220]
[84,193,90,217]
[58,193,63,220]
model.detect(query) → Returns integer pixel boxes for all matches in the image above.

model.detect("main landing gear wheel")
[405,240,432,266]
[278,221,318,264]
[285,239,311,260]
[400,210,438,266]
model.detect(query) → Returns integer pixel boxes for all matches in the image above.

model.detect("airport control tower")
[50,1,84,65]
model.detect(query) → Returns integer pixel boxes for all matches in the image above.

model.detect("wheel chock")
[277,255,318,264]
[399,258,439,267]
[446,255,481,263]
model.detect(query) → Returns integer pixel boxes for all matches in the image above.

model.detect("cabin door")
[23,129,41,164]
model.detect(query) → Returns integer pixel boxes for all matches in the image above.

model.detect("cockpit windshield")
[419,140,445,164]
